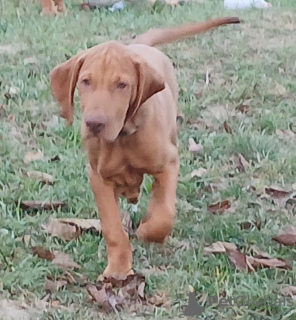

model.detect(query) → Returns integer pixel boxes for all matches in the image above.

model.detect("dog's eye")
[117,82,127,89]
[82,78,91,86]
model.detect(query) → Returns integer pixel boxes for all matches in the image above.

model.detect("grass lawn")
[1,0,296,318]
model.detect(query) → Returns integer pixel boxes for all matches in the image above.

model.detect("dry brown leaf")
[188,138,203,153]
[272,226,296,247]
[280,285,296,298]
[52,252,81,270]
[265,187,290,199]
[24,170,54,185]
[191,168,207,178]
[119,211,132,234]
[59,218,101,233]
[226,247,291,272]
[24,150,43,164]
[236,104,250,114]
[45,277,67,293]
[230,153,249,173]
[32,246,81,270]
[276,129,296,140]
[51,300,60,308]
[208,200,231,215]
[42,217,81,241]
[32,246,55,261]
[20,200,67,211]
[240,219,262,231]
[87,273,145,312]
[248,256,291,270]
[203,241,237,254]
[227,249,255,272]
[223,121,232,134]
[146,291,172,309]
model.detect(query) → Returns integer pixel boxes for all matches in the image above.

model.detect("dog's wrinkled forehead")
[80,42,135,83]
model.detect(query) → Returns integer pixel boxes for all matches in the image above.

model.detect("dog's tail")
[132,17,240,47]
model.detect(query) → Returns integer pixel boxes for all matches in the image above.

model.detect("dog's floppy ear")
[129,57,165,118]
[50,53,85,125]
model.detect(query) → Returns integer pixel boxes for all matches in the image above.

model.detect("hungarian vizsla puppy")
[50,17,240,278]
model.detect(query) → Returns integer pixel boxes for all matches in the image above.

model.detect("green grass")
[1,0,296,319]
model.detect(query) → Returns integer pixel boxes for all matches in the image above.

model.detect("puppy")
[50,17,240,278]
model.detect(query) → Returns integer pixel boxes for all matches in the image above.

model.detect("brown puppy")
[50,17,240,278]
[41,0,66,16]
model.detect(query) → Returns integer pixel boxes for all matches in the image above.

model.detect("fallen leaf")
[32,246,55,261]
[51,300,60,308]
[236,104,250,114]
[273,82,287,96]
[32,246,81,270]
[191,168,207,178]
[280,285,296,298]
[52,252,82,270]
[223,121,232,134]
[120,211,132,234]
[87,273,145,312]
[42,217,81,241]
[226,247,291,272]
[146,291,172,309]
[188,138,203,153]
[248,256,291,270]
[203,241,237,254]
[272,226,296,247]
[265,187,290,199]
[45,277,67,293]
[240,219,262,231]
[20,200,67,211]
[276,129,296,140]
[208,200,231,215]
[24,170,54,185]
[227,249,255,272]
[87,285,111,310]
[24,150,43,164]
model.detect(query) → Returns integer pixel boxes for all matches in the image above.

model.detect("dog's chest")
[97,139,165,201]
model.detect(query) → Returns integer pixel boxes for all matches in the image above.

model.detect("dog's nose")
[84,115,107,134]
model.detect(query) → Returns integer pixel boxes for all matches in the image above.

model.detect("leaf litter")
[87,274,171,313]
[203,242,291,272]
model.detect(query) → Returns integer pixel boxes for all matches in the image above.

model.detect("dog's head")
[50,41,165,142]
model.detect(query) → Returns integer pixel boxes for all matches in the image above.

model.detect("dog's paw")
[136,217,171,244]
[103,265,134,279]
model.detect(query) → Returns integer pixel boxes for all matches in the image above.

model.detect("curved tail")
[132,16,240,47]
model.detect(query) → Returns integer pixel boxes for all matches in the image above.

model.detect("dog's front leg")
[136,154,179,243]
[89,168,133,278]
